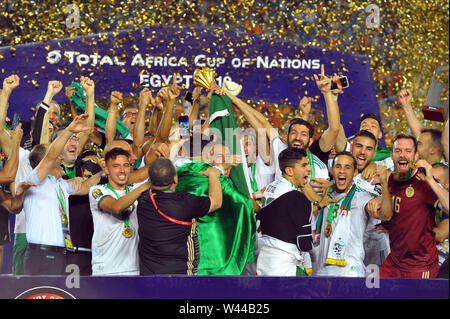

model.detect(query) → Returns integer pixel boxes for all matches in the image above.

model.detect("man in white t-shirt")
[89,147,150,276]
[19,114,101,275]
[315,151,390,277]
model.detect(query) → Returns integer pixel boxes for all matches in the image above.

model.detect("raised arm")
[0,123,22,184]
[65,86,78,120]
[148,96,163,139]
[222,90,277,164]
[198,166,223,213]
[372,166,393,221]
[416,159,449,214]
[0,75,19,131]
[0,74,20,156]
[442,118,449,161]
[398,88,422,139]
[157,74,181,142]
[77,76,96,155]
[299,96,312,122]
[187,87,203,131]
[0,182,36,214]
[36,113,90,182]
[31,80,63,145]
[226,91,279,143]
[313,65,341,153]
[98,181,150,215]
[105,91,122,145]
[133,88,154,159]
[71,171,102,196]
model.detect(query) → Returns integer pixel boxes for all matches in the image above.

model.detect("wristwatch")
[313,201,322,211]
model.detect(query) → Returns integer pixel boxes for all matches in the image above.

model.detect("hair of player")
[104,147,130,164]
[148,157,176,188]
[353,129,378,147]
[392,133,418,153]
[360,113,382,129]
[287,118,314,139]
[332,151,357,170]
[421,128,443,154]
[28,144,48,169]
[278,148,308,174]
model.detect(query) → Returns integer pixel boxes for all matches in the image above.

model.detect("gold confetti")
[0,1,447,144]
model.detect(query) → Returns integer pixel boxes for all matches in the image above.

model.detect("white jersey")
[257,177,314,276]
[242,155,275,275]
[14,147,32,234]
[316,187,374,277]
[89,183,140,276]
[353,173,390,267]
[252,154,276,191]
[272,137,329,182]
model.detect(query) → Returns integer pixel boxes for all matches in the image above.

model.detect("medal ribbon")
[324,183,357,229]
[56,184,68,226]
[55,183,75,249]
[149,189,195,226]
[64,165,77,179]
[249,163,259,192]
[307,149,316,179]
[106,183,133,229]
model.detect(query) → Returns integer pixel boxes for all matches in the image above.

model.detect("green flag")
[176,161,256,275]
[209,92,250,197]
[68,82,130,139]
[372,146,392,162]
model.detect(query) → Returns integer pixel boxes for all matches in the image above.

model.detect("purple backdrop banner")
[0,25,380,142]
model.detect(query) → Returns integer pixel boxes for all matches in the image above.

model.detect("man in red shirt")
[379,134,449,278]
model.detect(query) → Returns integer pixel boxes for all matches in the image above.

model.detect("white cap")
[222,80,242,97]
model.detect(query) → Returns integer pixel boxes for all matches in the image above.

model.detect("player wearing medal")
[17,114,101,275]
[315,151,390,277]
[52,77,102,276]
[89,147,150,276]
[378,134,449,278]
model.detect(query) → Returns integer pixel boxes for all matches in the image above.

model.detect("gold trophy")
[193,67,219,91]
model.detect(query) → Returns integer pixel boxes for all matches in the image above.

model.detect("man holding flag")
[174,68,257,275]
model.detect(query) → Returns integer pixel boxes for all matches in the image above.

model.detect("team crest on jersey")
[333,240,346,257]
[405,185,414,198]
[91,188,103,200]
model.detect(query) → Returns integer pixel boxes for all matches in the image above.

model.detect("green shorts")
[13,233,27,275]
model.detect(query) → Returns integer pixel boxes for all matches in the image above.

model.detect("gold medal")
[325,224,333,237]
[406,185,415,198]
[62,215,68,226]
[122,226,133,238]
[409,161,417,170]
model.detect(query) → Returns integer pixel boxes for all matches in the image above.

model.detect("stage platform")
[0,275,448,299]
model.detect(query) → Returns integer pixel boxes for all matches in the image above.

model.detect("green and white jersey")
[272,137,329,182]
